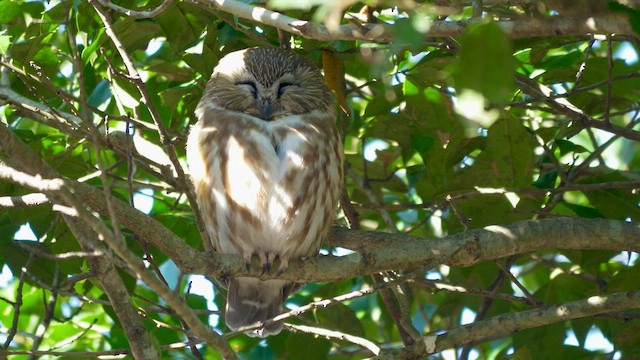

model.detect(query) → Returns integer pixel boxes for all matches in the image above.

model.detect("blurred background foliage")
[1,0,640,358]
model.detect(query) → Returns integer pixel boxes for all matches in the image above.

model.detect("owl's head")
[199,47,333,121]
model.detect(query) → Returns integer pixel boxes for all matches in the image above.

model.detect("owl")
[186,47,343,337]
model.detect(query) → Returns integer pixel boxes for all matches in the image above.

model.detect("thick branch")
[3,159,637,285]
[194,0,636,40]
[196,218,640,282]
[380,290,640,358]
[3,151,637,284]
[0,134,160,358]
[3,105,638,286]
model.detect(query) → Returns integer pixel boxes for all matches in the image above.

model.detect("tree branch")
[0,125,237,359]
[0,87,82,135]
[64,217,161,360]
[284,323,380,356]
[243,218,640,282]
[0,193,49,208]
[90,0,209,250]
[3,134,638,286]
[193,0,636,41]
[515,74,640,142]
[3,129,638,284]
[97,0,174,18]
[380,290,640,358]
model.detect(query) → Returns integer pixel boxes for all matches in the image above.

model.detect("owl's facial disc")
[235,77,298,121]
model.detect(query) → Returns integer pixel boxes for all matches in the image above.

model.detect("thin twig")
[417,279,534,306]
[494,261,543,306]
[28,269,60,360]
[0,193,50,208]
[446,194,471,230]
[97,0,174,18]
[1,254,33,352]
[573,36,596,90]
[604,34,614,123]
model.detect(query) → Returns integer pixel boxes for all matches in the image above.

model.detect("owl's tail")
[225,277,292,337]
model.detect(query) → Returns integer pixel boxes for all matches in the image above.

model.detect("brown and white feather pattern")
[186,47,343,337]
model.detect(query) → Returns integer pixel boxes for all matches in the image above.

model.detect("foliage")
[1,0,640,359]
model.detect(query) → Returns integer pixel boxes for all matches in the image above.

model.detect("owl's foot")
[255,252,279,275]
[245,252,288,276]
[274,259,289,278]
[243,255,251,272]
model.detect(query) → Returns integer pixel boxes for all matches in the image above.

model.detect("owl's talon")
[274,267,286,278]
[261,262,271,275]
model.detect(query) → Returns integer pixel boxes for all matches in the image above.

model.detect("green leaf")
[609,265,640,293]
[555,139,589,156]
[0,0,21,24]
[454,20,515,103]
[112,18,163,54]
[532,170,557,189]
[571,318,593,347]
[407,52,455,88]
[613,323,640,356]
[579,173,640,221]
[559,202,604,218]
[536,273,593,303]
[186,294,209,323]
[410,133,434,154]
[481,115,536,187]
[0,241,57,286]
[393,18,424,49]
[0,30,10,54]
[315,302,365,338]
[87,80,112,108]
[285,333,331,360]
[11,38,58,75]
[112,78,141,108]
[268,0,322,11]
[513,323,566,358]
[448,193,514,230]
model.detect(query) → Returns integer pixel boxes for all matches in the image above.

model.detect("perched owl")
[186,47,343,337]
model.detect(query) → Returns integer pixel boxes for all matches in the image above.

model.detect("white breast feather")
[192,111,337,261]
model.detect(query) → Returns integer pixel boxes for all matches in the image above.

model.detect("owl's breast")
[222,120,314,228]
[223,129,278,211]
[188,110,341,260]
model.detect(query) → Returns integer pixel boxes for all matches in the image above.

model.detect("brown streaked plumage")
[186,47,343,337]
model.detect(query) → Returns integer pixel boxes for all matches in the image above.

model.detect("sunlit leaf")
[454,20,515,103]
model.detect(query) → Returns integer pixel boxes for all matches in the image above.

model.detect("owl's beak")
[260,100,273,121]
